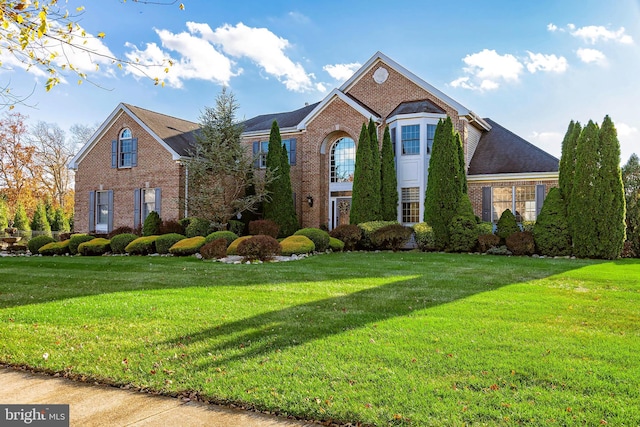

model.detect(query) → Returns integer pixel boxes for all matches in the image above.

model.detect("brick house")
[69,52,558,233]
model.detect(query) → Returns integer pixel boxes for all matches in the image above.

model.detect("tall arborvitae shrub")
[448,195,478,253]
[263,120,298,237]
[380,126,398,221]
[143,211,162,236]
[13,203,30,232]
[350,123,374,225]
[594,116,625,259]
[0,198,8,230]
[559,121,581,238]
[424,117,462,250]
[495,209,519,240]
[51,207,70,232]
[622,154,640,255]
[367,118,381,220]
[456,133,467,194]
[533,187,572,256]
[30,202,51,235]
[569,120,600,258]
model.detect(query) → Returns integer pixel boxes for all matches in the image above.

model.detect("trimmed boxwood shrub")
[185,217,211,238]
[413,223,436,252]
[226,236,253,255]
[110,233,138,254]
[448,215,478,253]
[478,233,501,253]
[476,222,494,235]
[39,240,70,256]
[506,231,535,256]
[329,237,345,252]
[358,221,398,250]
[125,236,159,255]
[200,238,228,260]
[248,220,279,238]
[143,211,162,236]
[78,238,111,256]
[169,236,205,256]
[27,235,55,254]
[237,235,281,261]
[69,234,95,255]
[329,224,361,251]
[370,224,413,251]
[496,209,519,240]
[156,233,186,254]
[280,235,315,256]
[205,231,238,247]
[294,228,330,252]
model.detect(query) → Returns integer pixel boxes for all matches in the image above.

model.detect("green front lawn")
[1,253,638,425]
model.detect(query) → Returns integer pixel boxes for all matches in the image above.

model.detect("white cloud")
[450,49,523,91]
[123,21,318,92]
[529,131,563,159]
[616,122,638,137]
[547,23,558,32]
[570,25,634,44]
[576,48,607,65]
[525,52,568,73]
[323,62,361,81]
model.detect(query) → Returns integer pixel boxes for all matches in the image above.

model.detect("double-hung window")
[253,138,297,168]
[134,188,161,228]
[89,190,113,233]
[485,185,545,223]
[111,128,138,168]
[401,125,420,155]
[401,187,420,223]
[426,124,436,154]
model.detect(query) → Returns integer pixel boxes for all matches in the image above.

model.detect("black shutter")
[482,187,492,222]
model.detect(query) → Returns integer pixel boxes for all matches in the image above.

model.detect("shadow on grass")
[157,254,592,368]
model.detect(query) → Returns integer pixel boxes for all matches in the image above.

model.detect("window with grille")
[401,125,420,155]
[401,187,420,223]
[330,137,356,183]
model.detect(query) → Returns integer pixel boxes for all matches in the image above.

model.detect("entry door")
[332,197,351,229]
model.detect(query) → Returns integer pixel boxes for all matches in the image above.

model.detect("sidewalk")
[1,368,314,427]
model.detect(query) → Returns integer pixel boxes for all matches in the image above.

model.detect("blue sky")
[4,0,640,162]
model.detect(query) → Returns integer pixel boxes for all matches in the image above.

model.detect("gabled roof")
[296,89,381,131]
[242,102,319,133]
[69,103,198,169]
[388,99,446,117]
[468,118,559,175]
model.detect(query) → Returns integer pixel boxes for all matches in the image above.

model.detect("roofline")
[242,126,301,139]
[296,89,380,131]
[340,51,473,117]
[68,103,183,170]
[467,171,559,183]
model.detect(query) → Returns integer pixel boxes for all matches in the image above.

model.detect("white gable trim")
[296,89,380,131]
[68,103,182,170]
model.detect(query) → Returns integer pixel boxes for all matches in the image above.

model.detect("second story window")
[112,128,138,168]
[401,125,420,155]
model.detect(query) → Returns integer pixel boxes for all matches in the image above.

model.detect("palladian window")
[330,137,356,183]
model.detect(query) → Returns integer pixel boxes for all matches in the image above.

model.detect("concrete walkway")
[1,368,314,427]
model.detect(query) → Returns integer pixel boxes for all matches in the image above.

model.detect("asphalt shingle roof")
[468,118,559,175]
[124,104,200,157]
[387,99,446,117]
[242,102,320,133]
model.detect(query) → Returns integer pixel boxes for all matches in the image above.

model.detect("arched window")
[330,137,355,183]
[118,128,133,167]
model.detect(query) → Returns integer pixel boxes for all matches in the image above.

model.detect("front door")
[330,197,351,229]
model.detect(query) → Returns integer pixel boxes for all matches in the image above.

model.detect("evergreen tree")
[51,207,70,232]
[350,123,374,225]
[533,187,572,256]
[263,121,298,237]
[570,120,600,258]
[368,118,381,220]
[424,117,462,250]
[559,121,581,238]
[380,126,398,221]
[456,133,468,194]
[622,153,640,255]
[142,211,162,236]
[13,202,30,232]
[594,115,625,259]
[0,197,8,230]
[30,202,52,235]
[44,197,55,228]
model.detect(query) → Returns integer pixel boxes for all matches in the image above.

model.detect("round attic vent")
[373,67,389,84]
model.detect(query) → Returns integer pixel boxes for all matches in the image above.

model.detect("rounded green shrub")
[27,235,55,254]
[169,236,206,256]
[329,224,361,251]
[448,215,478,253]
[185,217,211,238]
[226,236,253,255]
[78,238,111,256]
[200,238,228,260]
[413,223,436,252]
[533,187,572,257]
[39,239,70,256]
[506,231,535,256]
[125,236,159,255]
[496,209,519,240]
[237,235,281,261]
[110,233,138,254]
[248,220,279,238]
[358,221,398,250]
[205,231,238,247]
[329,237,345,252]
[69,234,95,255]
[155,233,186,254]
[476,222,494,235]
[143,211,162,236]
[280,235,315,256]
[370,224,413,251]
[293,228,330,252]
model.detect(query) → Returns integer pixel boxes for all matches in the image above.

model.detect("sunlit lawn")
[1,253,639,425]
